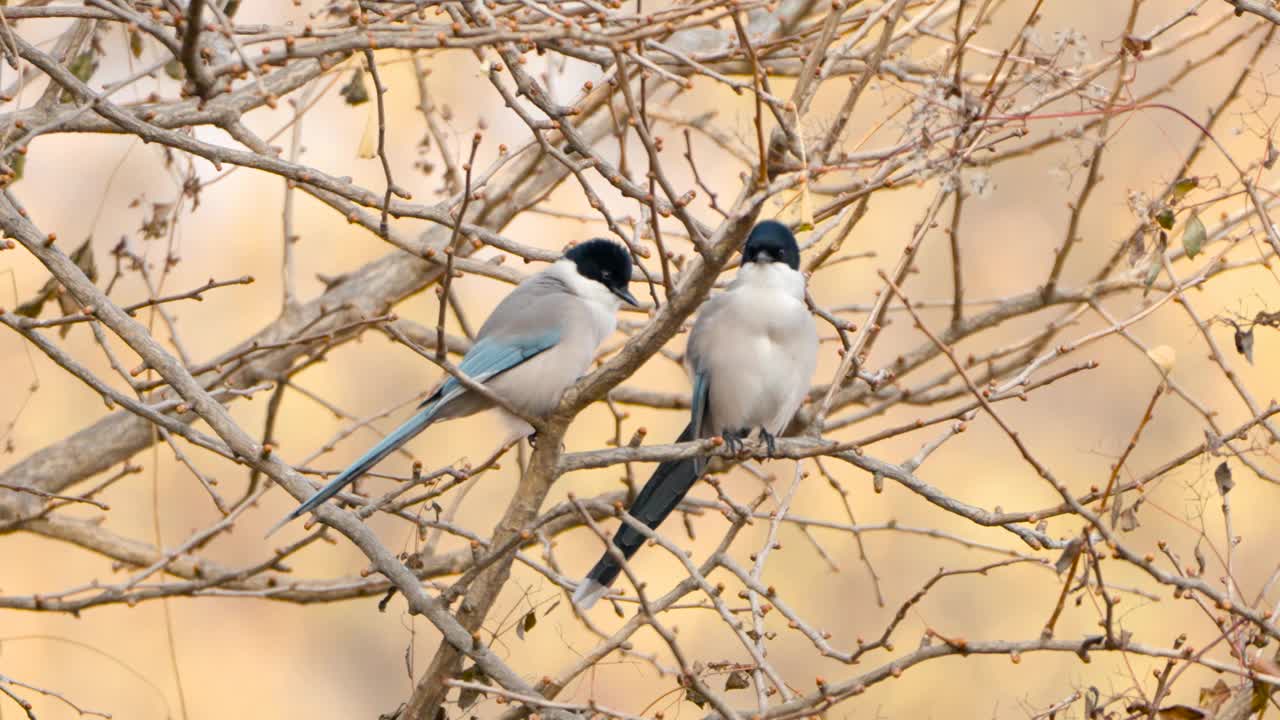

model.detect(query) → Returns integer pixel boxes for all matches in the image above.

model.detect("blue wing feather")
[266,330,561,536]
[421,331,562,409]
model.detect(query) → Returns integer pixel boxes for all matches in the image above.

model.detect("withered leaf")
[1128,231,1146,267]
[1155,705,1206,720]
[341,70,369,106]
[1122,34,1151,57]
[515,609,537,639]
[1119,506,1140,532]
[1234,325,1254,365]
[1182,213,1205,259]
[1214,462,1234,496]
[1198,679,1231,715]
[685,687,708,708]
[1171,176,1199,202]
[14,238,97,335]
[724,670,750,691]
[456,685,481,711]
[1054,537,1084,574]
[140,203,172,240]
[455,664,488,710]
[13,281,56,318]
[1143,263,1160,291]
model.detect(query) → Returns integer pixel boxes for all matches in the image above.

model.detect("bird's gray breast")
[688,286,817,435]
[478,272,615,418]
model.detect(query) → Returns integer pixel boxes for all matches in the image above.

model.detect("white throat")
[733,261,806,300]
[550,258,621,310]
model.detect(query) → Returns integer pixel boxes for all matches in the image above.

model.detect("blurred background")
[2,0,1280,717]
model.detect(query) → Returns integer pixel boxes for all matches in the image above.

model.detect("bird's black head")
[565,238,639,306]
[742,220,800,270]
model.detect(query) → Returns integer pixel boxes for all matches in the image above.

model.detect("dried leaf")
[60,50,100,102]
[685,687,708,709]
[163,59,184,80]
[129,28,143,58]
[1266,139,1278,169]
[456,664,488,710]
[1084,686,1100,718]
[67,51,98,83]
[1143,256,1161,292]
[140,203,172,240]
[1182,213,1205,260]
[68,237,98,282]
[1156,705,1206,719]
[724,670,750,691]
[1054,537,1083,574]
[456,685,481,711]
[13,238,97,327]
[340,69,369,106]
[1214,462,1234,496]
[1171,176,1199,202]
[1234,325,1254,365]
[1194,543,1206,577]
[13,280,56,318]
[1147,345,1177,375]
[1198,679,1232,715]
[516,609,537,639]
[1128,231,1146,267]
[1121,34,1151,57]
[1119,506,1140,532]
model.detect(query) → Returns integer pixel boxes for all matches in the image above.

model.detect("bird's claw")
[759,428,778,458]
[721,428,746,456]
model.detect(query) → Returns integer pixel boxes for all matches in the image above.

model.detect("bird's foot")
[759,428,778,458]
[721,428,747,456]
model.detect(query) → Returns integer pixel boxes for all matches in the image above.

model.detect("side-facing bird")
[268,239,638,536]
[572,221,818,608]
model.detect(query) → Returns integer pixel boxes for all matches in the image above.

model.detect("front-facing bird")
[573,220,818,608]
[267,239,638,535]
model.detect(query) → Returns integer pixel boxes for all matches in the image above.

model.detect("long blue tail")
[572,423,702,608]
[265,402,440,536]
[573,372,709,608]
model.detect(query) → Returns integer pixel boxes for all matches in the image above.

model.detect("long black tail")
[573,422,701,608]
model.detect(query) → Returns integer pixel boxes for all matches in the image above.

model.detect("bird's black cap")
[743,220,800,270]
[565,238,639,306]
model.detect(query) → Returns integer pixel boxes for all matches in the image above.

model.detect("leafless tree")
[2,1,1280,719]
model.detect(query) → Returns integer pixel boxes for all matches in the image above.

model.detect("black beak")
[613,285,640,307]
